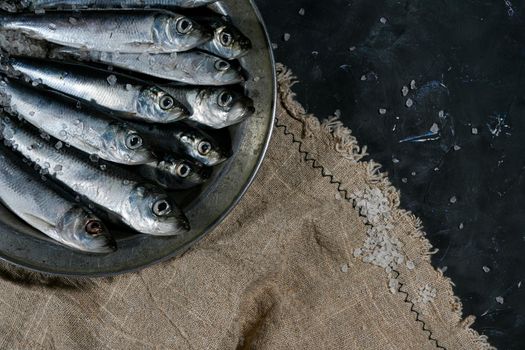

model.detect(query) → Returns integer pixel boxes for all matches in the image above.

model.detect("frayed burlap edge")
[0,63,495,349]
[274,63,494,350]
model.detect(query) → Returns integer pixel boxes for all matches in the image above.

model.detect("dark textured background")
[255,1,525,349]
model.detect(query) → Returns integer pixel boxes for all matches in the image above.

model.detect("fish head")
[137,87,189,123]
[209,22,252,59]
[57,207,116,254]
[158,158,212,188]
[176,128,228,166]
[194,88,255,128]
[158,14,210,51]
[124,184,189,236]
[103,124,156,165]
[203,56,244,85]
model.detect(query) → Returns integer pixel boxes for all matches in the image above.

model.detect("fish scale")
[0,149,115,252]
[0,11,209,53]
[17,66,139,112]
[0,153,71,226]
[3,120,131,208]
[0,118,189,236]
[6,57,189,123]
[30,0,216,9]
[0,80,155,165]
[56,47,244,85]
[6,14,153,51]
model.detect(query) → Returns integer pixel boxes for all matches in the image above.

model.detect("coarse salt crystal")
[107,74,117,85]
[340,263,349,273]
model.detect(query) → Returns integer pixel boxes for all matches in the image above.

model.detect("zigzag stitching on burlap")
[274,117,351,200]
[275,116,446,350]
[391,269,447,349]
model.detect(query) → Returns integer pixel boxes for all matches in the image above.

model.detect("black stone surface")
[255,1,525,348]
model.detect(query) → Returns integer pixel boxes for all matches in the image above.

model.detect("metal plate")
[0,0,276,276]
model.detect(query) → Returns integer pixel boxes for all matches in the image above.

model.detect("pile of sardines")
[0,0,253,253]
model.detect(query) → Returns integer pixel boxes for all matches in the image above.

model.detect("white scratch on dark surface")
[504,0,515,17]
[487,113,510,137]
[399,131,440,143]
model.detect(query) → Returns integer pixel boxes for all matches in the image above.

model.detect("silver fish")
[0,117,189,236]
[163,86,254,129]
[28,0,217,10]
[0,149,115,253]
[139,156,211,190]
[54,47,243,86]
[0,11,210,53]
[131,122,228,166]
[0,80,155,165]
[197,17,252,60]
[5,57,189,123]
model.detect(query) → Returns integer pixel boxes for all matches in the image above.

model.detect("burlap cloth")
[0,65,494,350]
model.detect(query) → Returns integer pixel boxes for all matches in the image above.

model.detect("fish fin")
[19,212,56,232]
[51,46,82,60]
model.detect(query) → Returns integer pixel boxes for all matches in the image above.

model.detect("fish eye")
[152,199,172,217]
[197,140,212,155]
[125,133,143,150]
[159,95,175,110]
[214,60,230,71]
[85,219,104,236]
[219,31,233,46]
[176,162,191,178]
[217,91,234,108]
[176,17,193,34]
